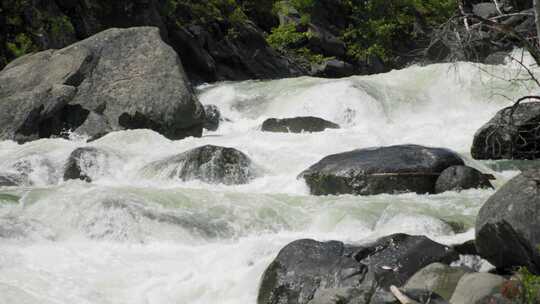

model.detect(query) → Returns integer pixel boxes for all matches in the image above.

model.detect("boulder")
[257,234,458,304]
[471,102,540,160]
[169,20,306,84]
[141,145,257,185]
[404,263,470,300]
[299,145,465,196]
[203,104,221,131]
[476,169,540,273]
[261,117,340,133]
[434,165,493,193]
[452,240,479,256]
[0,27,205,143]
[449,273,506,304]
[64,147,118,182]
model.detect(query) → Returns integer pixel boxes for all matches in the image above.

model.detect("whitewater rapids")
[0,58,537,303]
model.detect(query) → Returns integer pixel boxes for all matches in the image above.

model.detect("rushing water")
[0,58,538,303]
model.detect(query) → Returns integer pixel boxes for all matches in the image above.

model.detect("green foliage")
[6,33,35,58]
[49,16,75,36]
[267,23,309,50]
[341,0,456,63]
[289,0,315,14]
[519,267,540,304]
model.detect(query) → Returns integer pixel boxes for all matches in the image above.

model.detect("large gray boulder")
[299,145,465,196]
[257,234,458,304]
[404,263,470,301]
[476,169,540,273]
[449,273,506,304]
[141,145,257,185]
[471,102,540,160]
[0,27,205,143]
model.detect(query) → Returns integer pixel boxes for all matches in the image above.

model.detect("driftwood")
[390,286,421,304]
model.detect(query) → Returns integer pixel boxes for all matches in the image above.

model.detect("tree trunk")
[534,0,540,46]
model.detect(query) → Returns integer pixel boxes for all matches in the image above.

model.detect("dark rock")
[476,169,540,273]
[452,240,479,255]
[311,59,355,78]
[471,96,540,160]
[141,145,257,185]
[64,147,114,182]
[434,165,493,193]
[257,234,458,304]
[0,174,24,187]
[169,20,306,84]
[299,145,465,196]
[203,104,221,131]
[307,24,346,58]
[261,117,340,133]
[0,27,205,143]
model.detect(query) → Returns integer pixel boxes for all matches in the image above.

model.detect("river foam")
[1,57,538,303]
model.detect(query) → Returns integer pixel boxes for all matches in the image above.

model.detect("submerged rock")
[203,104,221,131]
[476,169,540,273]
[471,102,540,160]
[64,147,119,182]
[142,145,257,185]
[434,165,493,193]
[261,116,340,133]
[299,145,464,196]
[257,234,458,304]
[0,27,205,143]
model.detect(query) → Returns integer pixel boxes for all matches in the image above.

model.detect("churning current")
[0,58,536,303]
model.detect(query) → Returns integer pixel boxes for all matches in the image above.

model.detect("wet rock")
[299,145,464,196]
[471,102,540,160]
[203,104,221,131]
[0,27,205,143]
[261,116,340,133]
[404,263,470,300]
[0,174,24,187]
[452,240,478,256]
[257,234,458,304]
[449,273,506,304]
[476,169,540,273]
[64,147,117,182]
[142,145,257,185]
[434,165,493,193]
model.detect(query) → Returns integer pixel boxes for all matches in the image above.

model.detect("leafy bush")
[267,23,309,50]
[6,33,36,58]
[519,267,540,304]
[341,0,456,63]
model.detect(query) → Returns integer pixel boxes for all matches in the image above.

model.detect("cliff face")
[0,0,307,84]
[2,0,532,83]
